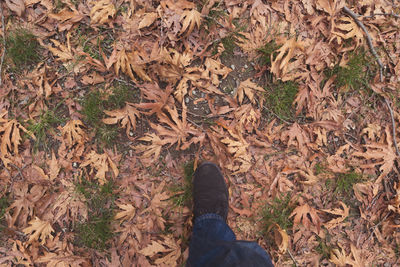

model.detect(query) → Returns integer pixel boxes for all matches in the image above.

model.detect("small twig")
[364,212,391,244]
[287,248,298,267]
[384,98,400,156]
[363,12,400,19]
[0,3,6,87]
[343,6,400,157]
[342,7,384,70]
[8,163,25,180]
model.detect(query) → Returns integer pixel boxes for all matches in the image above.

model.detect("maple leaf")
[139,236,181,265]
[52,181,88,223]
[23,217,54,245]
[36,252,87,267]
[235,78,264,104]
[331,17,364,47]
[0,119,35,168]
[322,202,349,229]
[280,123,310,156]
[203,58,231,86]
[115,203,136,223]
[49,7,84,31]
[6,184,46,227]
[81,151,119,185]
[115,49,151,83]
[90,0,116,25]
[352,127,396,188]
[61,119,87,147]
[290,203,321,232]
[5,0,25,17]
[138,12,158,29]
[179,9,201,36]
[271,37,304,79]
[135,133,166,163]
[47,36,74,62]
[135,84,174,115]
[103,103,139,137]
[330,243,354,266]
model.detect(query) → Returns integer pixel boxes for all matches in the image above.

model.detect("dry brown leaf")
[115,203,136,222]
[81,72,105,85]
[103,103,139,137]
[49,8,84,31]
[115,49,151,83]
[235,78,264,104]
[271,37,304,79]
[90,0,116,25]
[0,119,35,168]
[179,9,201,36]
[138,13,158,29]
[331,17,364,47]
[81,151,119,185]
[47,38,73,62]
[6,0,25,17]
[322,202,349,229]
[139,241,168,256]
[61,120,87,147]
[23,217,54,245]
[290,203,321,232]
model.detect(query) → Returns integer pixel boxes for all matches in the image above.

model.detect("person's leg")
[187,162,274,267]
[188,214,236,266]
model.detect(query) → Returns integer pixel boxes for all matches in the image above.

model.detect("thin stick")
[343,6,400,157]
[384,98,400,156]
[0,3,6,87]
[342,7,384,70]
[287,248,298,267]
[363,12,400,19]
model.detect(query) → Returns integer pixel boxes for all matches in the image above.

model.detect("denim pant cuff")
[195,213,224,225]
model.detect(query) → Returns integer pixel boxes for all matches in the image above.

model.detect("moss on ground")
[262,193,295,232]
[264,80,298,121]
[324,49,376,92]
[81,83,138,147]
[7,28,41,70]
[27,106,64,152]
[170,161,194,207]
[74,178,115,251]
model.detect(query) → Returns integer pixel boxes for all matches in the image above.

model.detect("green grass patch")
[324,49,376,91]
[7,28,41,70]
[81,83,137,147]
[315,236,331,260]
[262,193,295,232]
[27,106,64,152]
[74,177,115,251]
[264,80,298,121]
[334,171,362,195]
[170,161,194,207]
[257,41,280,66]
[0,194,9,232]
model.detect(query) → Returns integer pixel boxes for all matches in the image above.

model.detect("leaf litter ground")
[0,0,400,266]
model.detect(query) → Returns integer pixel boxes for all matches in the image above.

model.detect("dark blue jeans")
[187,214,274,267]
